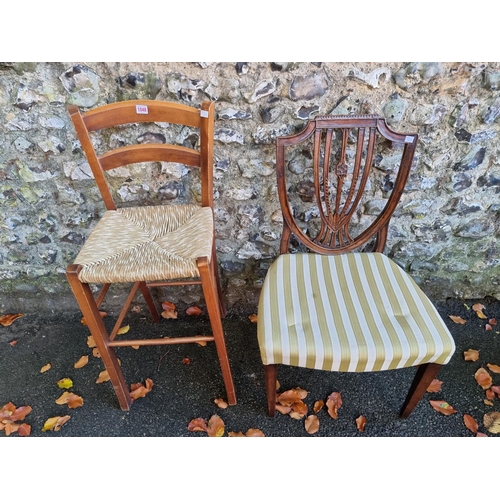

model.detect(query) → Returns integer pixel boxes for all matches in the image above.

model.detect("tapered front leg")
[264,364,278,417]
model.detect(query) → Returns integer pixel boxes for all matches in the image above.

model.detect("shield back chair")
[257,114,455,418]
[66,99,235,411]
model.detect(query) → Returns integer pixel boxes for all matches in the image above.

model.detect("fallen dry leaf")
[491,386,500,396]
[276,404,292,415]
[248,314,258,323]
[228,431,246,437]
[485,324,492,331]
[476,432,488,437]
[277,389,305,407]
[484,399,494,406]
[57,378,73,389]
[475,367,493,390]
[117,325,129,335]
[9,340,17,346]
[81,311,107,325]
[92,347,101,357]
[0,313,24,327]
[17,423,31,436]
[87,336,97,348]
[96,369,110,383]
[313,400,325,413]
[463,349,479,362]
[305,415,320,434]
[195,336,207,347]
[483,411,500,434]
[429,400,458,415]
[489,318,497,325]
[426,379,443,393]
[290,401,308,418]
[161,309,178,319]
[449,315,466,324]
[207,414,225,437]
[485,389,495,399]
[55,392,84,409]
[326,392,343,419]
[245,428,265,437]
[487,363,500,374]
[182,357,191,365]
[129,378,154,400]
[463,414,479,434]
[74,355,89,369]
[187,418,208,432]
[42,415,70,432]
[214,398,228,409]
[40,363,52,373]
[472,303,487,319]
[161,300,176,311]
[356,415,367,432]
[186,306,202,316]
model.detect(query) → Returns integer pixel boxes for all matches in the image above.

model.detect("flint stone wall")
[1,62,500,315]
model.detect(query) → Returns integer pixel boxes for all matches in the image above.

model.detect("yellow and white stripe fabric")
[257,252,455,372]
[75,205,213,283]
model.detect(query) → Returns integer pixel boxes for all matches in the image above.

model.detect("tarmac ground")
[1,296,500,439]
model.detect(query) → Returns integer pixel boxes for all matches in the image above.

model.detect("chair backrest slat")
[276,114,418,255]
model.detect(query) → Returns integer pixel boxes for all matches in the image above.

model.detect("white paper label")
[200,110,209,118]
[136,104,149,114]
[405,136,414,143]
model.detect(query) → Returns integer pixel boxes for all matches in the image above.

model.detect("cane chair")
[66,100,235,410]
[257,114,455,418]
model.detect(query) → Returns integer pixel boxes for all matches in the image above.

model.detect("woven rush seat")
[258,252,455,373]
[74,205,214,284]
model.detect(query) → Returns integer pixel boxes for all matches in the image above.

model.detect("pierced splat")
[276,115,417,255]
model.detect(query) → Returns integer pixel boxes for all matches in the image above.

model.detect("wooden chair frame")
[66,100,235,410]
[263,114,447,418]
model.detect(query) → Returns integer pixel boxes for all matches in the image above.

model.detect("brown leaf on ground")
[313,400,324,413]
[489,318,497,325]
[356,415,367,432]
[305,415,320,434]
[463,349,479,362]
[182,357,191,365]
[277,389,305,407]
[9,405,32,422]
[54,392,84,409]
[9,340,17,346]
[483,411,500,434]
[96,369,110,383]
[429,400,458,415]
[74,356,89,369]
[248,314,258,323]
[487,363,500,374]
[293,387,308,399]
[81,311,107,325]
[228,431,246,437]
[276,404,292,415]
[87,336,97,348]
[40,363,52,373]
[161,309,178,319]
[214,398,228,409]
[472,303,487,319]
[449,315,466,324]
[475,367,493,390]
[92,347,101,357]
[463,414,479,434]
[207,414,225,437]
[245,428,265,437]
[485,324,492,331]
[484,399,494,406]
[17,423,31,436]
[476,432,488,437]
[485,389,495,400]
[186,306,202,316]
[290,401,308,418]
[161,300,176,311]
[195,336,207,347]
[42,415,70,432]
[129,378,154,400]
[187,417,208,432]
[491,386,500,396]
[0,313,24,327]
[326,392,343,419]
[426,379,443,392]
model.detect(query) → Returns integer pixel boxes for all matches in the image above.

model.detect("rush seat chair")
[66,100,236,410]
[257,114,455,418]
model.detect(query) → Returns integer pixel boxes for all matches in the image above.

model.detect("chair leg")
[66,265,132,411]
[400,363,442,418]
[139,281,160,323]
[198,257,236,405]
[264,364,277,417]
[211,245,227,318]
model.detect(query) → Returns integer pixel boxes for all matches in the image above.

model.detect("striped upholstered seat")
[258,253,455,373]
[75,205,214,283]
